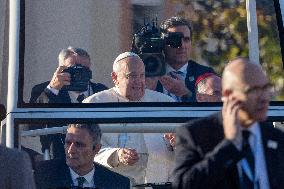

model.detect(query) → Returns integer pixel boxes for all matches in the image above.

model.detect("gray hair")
[58,46,90,66]
[160,16,193,40]
[67,123,101,145]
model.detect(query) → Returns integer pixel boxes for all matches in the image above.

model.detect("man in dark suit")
[146,16,215,102]
[172,57,284,189]
[29,47,108,159]
[0,145,36,189]
[34,123,130,189]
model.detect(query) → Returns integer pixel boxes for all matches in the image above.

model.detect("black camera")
[131,19,183,77]
[62,64,92,92]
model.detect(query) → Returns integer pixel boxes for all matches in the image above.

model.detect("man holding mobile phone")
[172,57,284,189]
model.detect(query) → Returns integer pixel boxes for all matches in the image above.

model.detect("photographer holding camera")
[159,16,215,102]
[29,46,108,159]
[135,16,215,102]
[30,46,107,103]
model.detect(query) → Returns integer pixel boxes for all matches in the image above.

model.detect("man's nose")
[67,143,76,153]
[180,38,189,48]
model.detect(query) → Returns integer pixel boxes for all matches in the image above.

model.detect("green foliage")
[170,0,284,100]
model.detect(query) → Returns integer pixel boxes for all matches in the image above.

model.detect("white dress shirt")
[69,167,95,188]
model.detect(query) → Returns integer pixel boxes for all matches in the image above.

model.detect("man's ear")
[93,143,102,154]
[111,72,118,85]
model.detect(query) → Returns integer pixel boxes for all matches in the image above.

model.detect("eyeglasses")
[242,83,274,96]
[123,72,145,80]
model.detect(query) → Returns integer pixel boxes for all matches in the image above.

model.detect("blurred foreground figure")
[0,145,36,189]
[172,57,284,189]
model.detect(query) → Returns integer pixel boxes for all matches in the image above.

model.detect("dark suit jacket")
[0,145,36,189]
[172,113,284,189]
[29,81,108,103]
[34,159,131,189]
[156,60,215,102]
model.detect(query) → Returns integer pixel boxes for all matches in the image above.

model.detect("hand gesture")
[117,148,139,166]
[49,66,71,90]
[159,73,190,97]
[164,133,176,149]
[222,96,242,141]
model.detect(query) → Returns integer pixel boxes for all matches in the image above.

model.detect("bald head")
[222,57,271,125]
[222,57,267,93]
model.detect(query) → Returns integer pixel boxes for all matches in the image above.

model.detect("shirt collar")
[166,62,188,74]
[69,167,95,186]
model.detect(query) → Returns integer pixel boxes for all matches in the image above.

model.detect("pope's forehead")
[121,57,144,69]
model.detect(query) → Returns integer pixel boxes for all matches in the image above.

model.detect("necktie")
[168,71,184,102]
[170,70,184,79]
[242,130,255,176]
[241,130,255,189]
[77,176,86,188]
[77,94,85,103]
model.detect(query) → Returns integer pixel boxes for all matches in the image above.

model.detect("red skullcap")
[195,72,216,87]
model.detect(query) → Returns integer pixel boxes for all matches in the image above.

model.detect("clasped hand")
[159,73,189,97]
[117,148,139,166]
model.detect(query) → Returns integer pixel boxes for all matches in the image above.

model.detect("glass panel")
[20,120,179,185]
[21,0,283,106]
[17,119,284,187]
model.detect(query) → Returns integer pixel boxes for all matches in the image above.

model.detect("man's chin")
[66,159,79,167]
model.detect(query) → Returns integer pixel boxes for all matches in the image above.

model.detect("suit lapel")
[93,164,106,189]
[49,161,73,188]
[59,162,73,187]
[260,123,279,188]
[216,113,240,189]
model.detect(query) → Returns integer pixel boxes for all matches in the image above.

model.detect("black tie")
[77,94,85,103]
[241,130,255,189]
[77,176,86,188]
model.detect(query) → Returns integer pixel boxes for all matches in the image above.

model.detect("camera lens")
[140,53,166,77]
[144,56,161,73]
